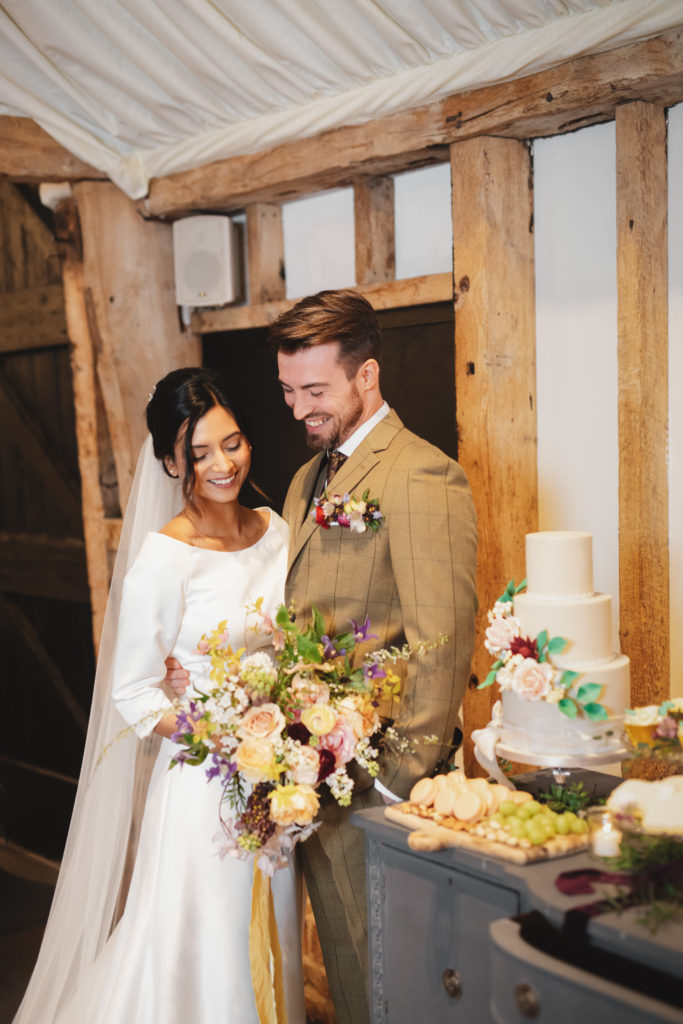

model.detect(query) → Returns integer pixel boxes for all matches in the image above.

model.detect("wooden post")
[246,203,285,303]
[354,175,395,285]
[451,137,538,776]
[616,101,669,708]
[72,181,199,508]
[62,247,110,649]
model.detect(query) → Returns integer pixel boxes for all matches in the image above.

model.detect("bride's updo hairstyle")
[146,367,250,504]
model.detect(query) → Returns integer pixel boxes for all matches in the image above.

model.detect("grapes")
[489,801,588,847]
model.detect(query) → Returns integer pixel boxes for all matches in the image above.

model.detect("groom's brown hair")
[270,288,382,378]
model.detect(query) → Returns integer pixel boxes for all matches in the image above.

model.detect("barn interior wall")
[282,109,682,697]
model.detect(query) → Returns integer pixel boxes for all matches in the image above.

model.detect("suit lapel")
[286,409,403,571]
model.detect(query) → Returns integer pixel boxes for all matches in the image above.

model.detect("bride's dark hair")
[146,367,258,505]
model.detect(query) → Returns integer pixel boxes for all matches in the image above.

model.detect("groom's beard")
[304,388,364,452]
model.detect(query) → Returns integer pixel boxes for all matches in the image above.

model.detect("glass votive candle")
[585,807,623,860]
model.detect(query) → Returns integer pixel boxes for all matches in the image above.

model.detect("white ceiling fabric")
[0,0,681,199]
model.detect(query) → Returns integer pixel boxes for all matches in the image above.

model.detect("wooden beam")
[354,175,395,286]
[73,181,200,506]
[451,137,537,777]
[190,272,453,334]
[0,117,106,182]
[0,283,68,353]
[616,101,669,708]
[246,203,285,304]
[0,532,88,603]
[0,373,82,530]
[0,591,88,733]
[141,30,683,219]
[61,242,111,649]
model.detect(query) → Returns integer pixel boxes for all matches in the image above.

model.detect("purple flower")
[655,715,679,739]
[350,616,378,643]
[364,661,386,681]
[321,634,337,658]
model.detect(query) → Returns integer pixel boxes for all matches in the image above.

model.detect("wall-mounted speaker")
[172,215,237,307]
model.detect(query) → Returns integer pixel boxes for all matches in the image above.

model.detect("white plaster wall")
[394,163,453,279]
[282,188,355,300]
[668,101,683,698]
[281,163,452,299]
[533,123,620,646]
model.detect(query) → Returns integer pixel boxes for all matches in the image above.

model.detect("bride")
[14,368,305,1023]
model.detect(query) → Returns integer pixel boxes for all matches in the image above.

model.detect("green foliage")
[557,697,578,719]
[536,780,604,813]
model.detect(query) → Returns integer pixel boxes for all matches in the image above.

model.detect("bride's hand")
[164,656,191,696]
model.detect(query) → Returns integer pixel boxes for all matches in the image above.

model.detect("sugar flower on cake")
[478,579,608,721]
[167,599,446,874]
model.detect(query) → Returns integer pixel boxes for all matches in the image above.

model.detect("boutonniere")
[311,489,383,533]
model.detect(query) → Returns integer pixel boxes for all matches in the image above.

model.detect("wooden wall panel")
[354,175,395,285]
[246,203,285,304]
[616,101,669,708]
[451,137,538,776]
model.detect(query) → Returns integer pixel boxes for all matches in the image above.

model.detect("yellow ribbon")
[249,860,289,1024]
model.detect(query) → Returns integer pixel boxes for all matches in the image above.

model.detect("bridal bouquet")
[170,600,445,874]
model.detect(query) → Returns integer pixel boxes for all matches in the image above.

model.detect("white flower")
[347,510,367,533]
[484,613,523,657]
[241,651,277,679]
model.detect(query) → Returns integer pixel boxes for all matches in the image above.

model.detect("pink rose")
[289,744,320,786]
[510,658,554,701]
[237,702,286,742]
[319,723,357,768]
[484,614,522,656]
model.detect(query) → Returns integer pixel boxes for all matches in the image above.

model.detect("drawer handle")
[442,968,463,1000]
[514,982,540,1018]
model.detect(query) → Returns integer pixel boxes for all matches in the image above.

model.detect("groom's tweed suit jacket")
[283,408,478,799]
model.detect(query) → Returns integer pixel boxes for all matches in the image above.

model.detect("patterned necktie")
[326,449,348,484]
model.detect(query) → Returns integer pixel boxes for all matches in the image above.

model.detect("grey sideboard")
[353,806,683,1024]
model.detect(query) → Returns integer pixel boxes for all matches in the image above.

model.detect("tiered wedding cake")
[473,531,630,774]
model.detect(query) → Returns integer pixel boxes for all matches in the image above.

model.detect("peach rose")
[235,737,281,783]
[289,744,321,786]
[510,658,554,701]
[319,723,357,767]
[237,702,286,742]
[484,614,522,656]
[269,783,320,826]
[301,703,338,736]
[291,674,331,708]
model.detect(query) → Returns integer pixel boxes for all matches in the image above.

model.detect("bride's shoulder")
[159,513,193,544]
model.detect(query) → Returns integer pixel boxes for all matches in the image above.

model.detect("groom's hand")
[164,656,190,696]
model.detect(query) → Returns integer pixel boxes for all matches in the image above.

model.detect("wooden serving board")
[385,804,589,865]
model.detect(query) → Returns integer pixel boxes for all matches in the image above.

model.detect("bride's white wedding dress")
[56,510,305,1024]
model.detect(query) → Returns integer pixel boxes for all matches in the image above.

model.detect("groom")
[271,289,477,1024]
[166,288,477,1024]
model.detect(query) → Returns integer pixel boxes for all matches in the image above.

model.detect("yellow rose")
[269,783,320,827]
[235,737,281,783]
[301,703,338,736]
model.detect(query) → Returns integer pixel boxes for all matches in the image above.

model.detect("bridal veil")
[14,436,182,1023]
